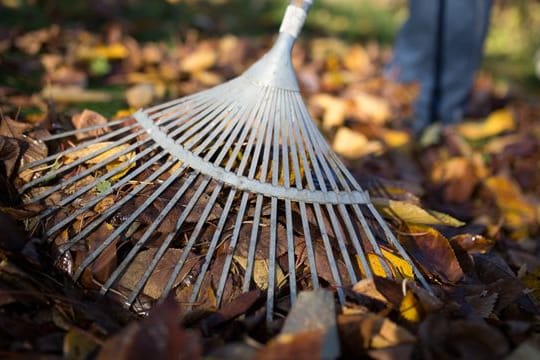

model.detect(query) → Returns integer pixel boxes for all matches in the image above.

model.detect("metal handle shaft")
[279,0,313,38]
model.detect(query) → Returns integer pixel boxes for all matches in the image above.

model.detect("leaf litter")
[0,15,539,360]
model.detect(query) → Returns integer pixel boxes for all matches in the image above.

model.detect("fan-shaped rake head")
[17,0,430,320]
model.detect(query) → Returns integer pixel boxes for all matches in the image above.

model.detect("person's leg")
[437,0,493,124]
[386,0,439,132]
[386,0,493,132]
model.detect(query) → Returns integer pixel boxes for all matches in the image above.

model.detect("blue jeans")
[386,0,492,132]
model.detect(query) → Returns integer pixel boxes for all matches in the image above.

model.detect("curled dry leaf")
[399,224,464,283]
[71,109,109,140]
[0,136,21,178]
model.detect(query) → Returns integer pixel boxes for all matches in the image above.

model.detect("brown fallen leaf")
[399,224,464,283]
[483,174,538,237]
[418,314,509,360]
[71,110,109,140]
[119,248,201,300]
[97,296,201,360]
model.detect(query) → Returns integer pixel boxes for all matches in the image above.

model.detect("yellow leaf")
[357,247,414,280]
[181,46,217,73]
[484,175,537,235]
[457,108,515,140]
[379,128,411,148]
[310,94,348,129]
[113,108,136,119]
[343,45,373,74]
[400,290,422,322]
[76,43,129,60]
[332,127,383,159]
[352,92,391,125]
[373,198,465,227]
[234,256,285,290]
[64,142,135,182]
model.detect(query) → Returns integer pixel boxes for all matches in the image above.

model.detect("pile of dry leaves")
[0,20,540,359]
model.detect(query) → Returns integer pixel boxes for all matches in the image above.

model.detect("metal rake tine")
[57,94,238,251]
[58,158,177,257]
[42,117,128,142]
[42,95,232,237]
[123,171,205,306]
[27,113,193,206]
[289,92,346,304]
[265,88,285,322]
[20,129,146,194]
[241,87,278,295]
[86,85,251,283]
[20,123,139,172]
[285,93,319,289]
[280,91,297,304]
[297,96,379,280]
[74,164,189,280]
[301,124,393,279]
[214,86,274,306]
[124,86,255,305]
[166,86,259,302]
[44,150,169,238]
[367,203,432,292]
[176,83,266,304]
[98,172,194,295]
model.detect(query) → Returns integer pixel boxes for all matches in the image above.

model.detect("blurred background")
[1,0,540,93]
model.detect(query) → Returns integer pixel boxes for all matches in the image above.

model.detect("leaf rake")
[18,0,430,320]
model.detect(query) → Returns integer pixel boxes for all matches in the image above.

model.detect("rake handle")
[279,0,314,38]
